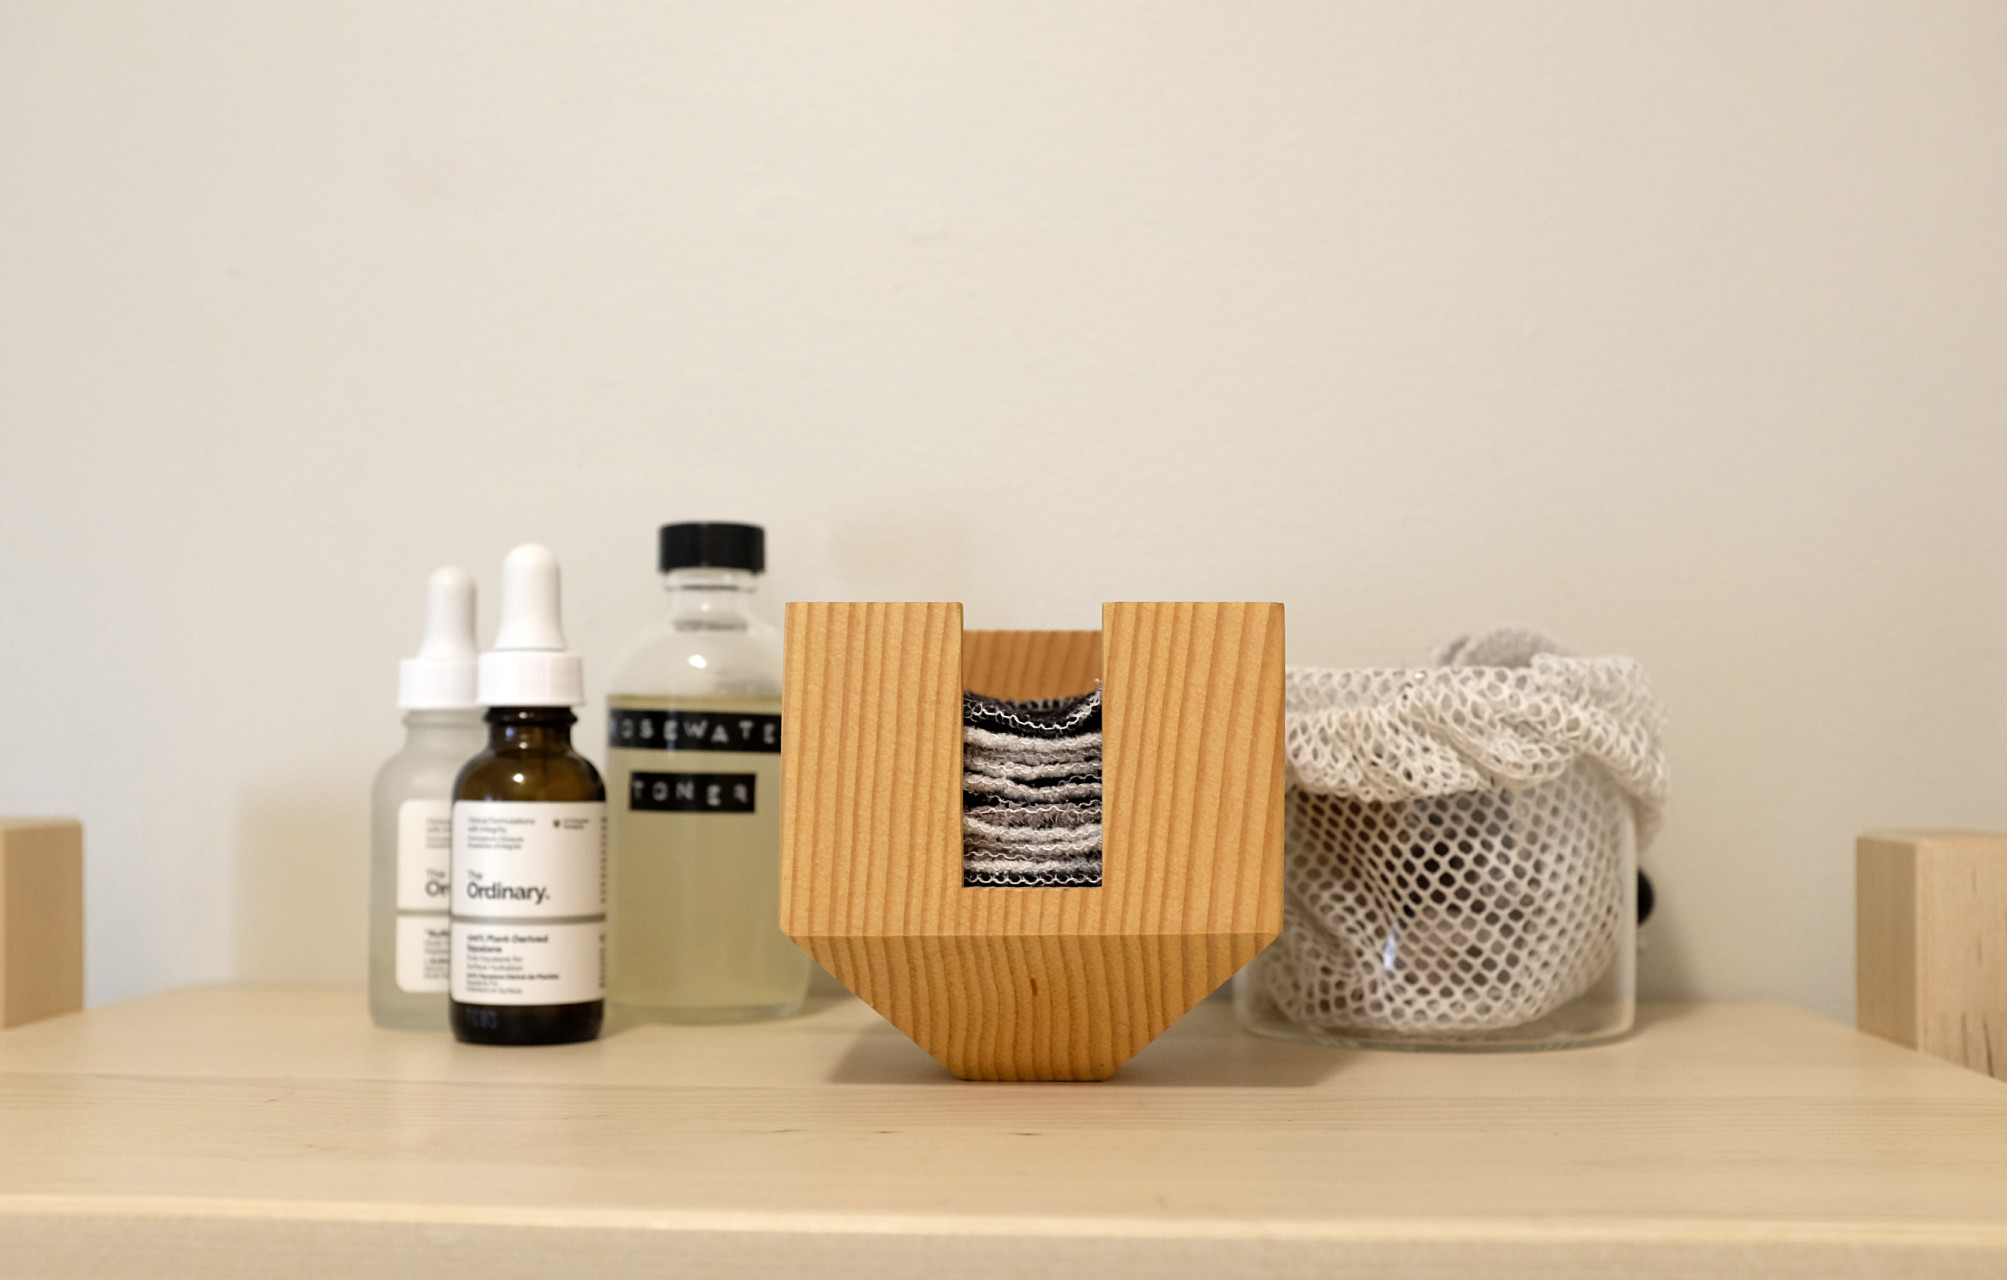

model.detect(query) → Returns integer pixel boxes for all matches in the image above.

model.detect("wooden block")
[0,819,84,1030]
[781,602,1285,1081]
[1857,830,2007,1080]
[962,629,1101,701]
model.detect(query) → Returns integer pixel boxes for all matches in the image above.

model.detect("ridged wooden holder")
[780,602,1285,1081]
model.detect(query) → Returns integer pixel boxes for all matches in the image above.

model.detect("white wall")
[3,2,2004,1017]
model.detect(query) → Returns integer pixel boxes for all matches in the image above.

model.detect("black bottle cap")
[659,522,765,574]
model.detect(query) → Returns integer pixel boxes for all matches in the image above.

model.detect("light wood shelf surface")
[3,988,2006,1278]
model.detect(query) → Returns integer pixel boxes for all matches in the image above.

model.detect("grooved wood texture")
[780,602,1285,1080]
[1101,603,1287,941]
[0,819,84,1030]
[962,630,1101,701]
[780,603,966,941]
[1858,830,2007,1081]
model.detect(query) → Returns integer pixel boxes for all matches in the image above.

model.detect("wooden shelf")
[3,988,2006,1277]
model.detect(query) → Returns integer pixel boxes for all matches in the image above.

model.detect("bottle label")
[608,708,781,754]
[627,771,757,813]
[604,695,801,1012]
[450,800,606,1005]
[395,915,451,993]
[394,799,453,993]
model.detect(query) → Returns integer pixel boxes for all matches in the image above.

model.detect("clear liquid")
[605,693,808,1022]
[369,708,486,1031]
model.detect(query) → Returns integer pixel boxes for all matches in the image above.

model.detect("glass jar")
[1236,762,1638,1051]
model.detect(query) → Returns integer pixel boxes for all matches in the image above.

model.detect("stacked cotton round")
[961,690,1103,887]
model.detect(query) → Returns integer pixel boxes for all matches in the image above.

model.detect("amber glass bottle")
[449,544,606,1046]
[450,706,606,1044]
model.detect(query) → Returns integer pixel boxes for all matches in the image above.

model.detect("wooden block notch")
[1857,830,2007,1080]
[780,602,1285,1081]
[1,818,84,1030]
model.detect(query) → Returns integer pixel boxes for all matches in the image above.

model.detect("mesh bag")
[1253,628,1668,1035]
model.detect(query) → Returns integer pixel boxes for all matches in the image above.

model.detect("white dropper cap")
[477,543,585,707]
[397,567,478,709]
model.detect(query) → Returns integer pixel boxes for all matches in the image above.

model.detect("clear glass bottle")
[369,568,485,1031]
[605,522,809,1023]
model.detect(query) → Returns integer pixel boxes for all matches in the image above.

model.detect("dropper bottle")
[369,567,485,1030]
[450,544,607,1045]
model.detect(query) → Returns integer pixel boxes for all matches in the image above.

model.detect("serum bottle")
[605,522,809,1023]
[369,567,486,1030]
[450,544,607,1045]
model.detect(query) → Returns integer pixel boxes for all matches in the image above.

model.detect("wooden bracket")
[1857,830,2007,1081]
[780,602,1285,1080]
[1,818,84,1030]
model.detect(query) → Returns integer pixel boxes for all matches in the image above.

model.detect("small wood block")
[781,602,1284,1081]
[1857,830,2007,1080]
[0,819,84,1030]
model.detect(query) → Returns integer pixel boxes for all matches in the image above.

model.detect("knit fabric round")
[962,690,1104,887]
[1253,628,1668,1035]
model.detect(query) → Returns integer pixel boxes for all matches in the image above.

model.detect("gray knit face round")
[960,689,1105,888]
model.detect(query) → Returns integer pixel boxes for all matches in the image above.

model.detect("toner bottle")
[450,544,606,1045]
[369,567,485,1030]
[605,522,809,1023]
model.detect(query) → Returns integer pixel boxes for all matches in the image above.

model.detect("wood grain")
[0,819,83,1029]
[780,602,965,943]
[1100,602,1286,941]
[780,603,1285,1080]
[962,630,1101,701]
[4,989,2007,1278]
[1858,830,2007,1081]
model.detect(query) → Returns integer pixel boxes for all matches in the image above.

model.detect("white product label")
[397,799,454,912]
[450,801,606,1005]
[451,920,604,1005]
[395,915,450,993]
[394,799,453,993]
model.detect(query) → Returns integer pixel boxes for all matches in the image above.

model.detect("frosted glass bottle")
[369,566,484,1031]
[605,523,809,1023]
[369,709,486,1029]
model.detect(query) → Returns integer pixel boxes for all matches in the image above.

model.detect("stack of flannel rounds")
[961,688,1103,887]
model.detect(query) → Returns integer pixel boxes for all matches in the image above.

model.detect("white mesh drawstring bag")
[1250,627,1668,1038]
